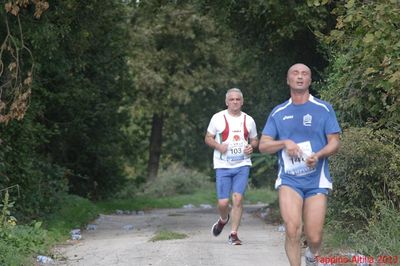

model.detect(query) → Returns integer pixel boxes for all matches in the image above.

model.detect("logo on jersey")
[233,135,241,141]
[283,115,294,120]
[303,114,312,126]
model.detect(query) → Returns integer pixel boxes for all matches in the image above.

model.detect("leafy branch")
[0,0,49,124]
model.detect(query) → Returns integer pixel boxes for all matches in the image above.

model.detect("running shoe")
[228,232,242,245]
[304,247,332,266]
[211,215,229,237]
[305,247,317,266]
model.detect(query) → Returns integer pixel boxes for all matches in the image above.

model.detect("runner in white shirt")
[205,88,258,245]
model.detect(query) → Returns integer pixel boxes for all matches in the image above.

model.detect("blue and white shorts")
[279,184,330,199]
[215,166,250,199]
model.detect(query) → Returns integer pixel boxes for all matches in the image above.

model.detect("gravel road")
[53,204,296,266]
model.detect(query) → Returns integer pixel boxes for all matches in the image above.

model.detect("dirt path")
[53,204,294,266]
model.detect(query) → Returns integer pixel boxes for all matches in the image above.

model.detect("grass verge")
[96,187,277,213]
[150,230,188,242]
[0,194,99,265]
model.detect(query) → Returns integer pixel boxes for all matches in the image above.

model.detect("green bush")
[0,193,98,266]
[325,199,400,257]
[136,163,213,197]
[18,161,69,221]
[350,200,400,256]
[0,223,49,263]
[44,194,100,235]
[328,127,400,227]
[324,127,400,256]
[0,191,51,266]
[250,153,277,188]
[0,111,69,221]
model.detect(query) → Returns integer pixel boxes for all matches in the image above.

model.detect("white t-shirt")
[207,110,257,169]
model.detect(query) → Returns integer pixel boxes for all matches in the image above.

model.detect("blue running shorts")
[215,166,250,199]
[279,184,330,199]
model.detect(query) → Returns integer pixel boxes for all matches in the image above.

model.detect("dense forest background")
[1,0,399,254]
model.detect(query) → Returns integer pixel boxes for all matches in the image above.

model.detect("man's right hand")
[217,143,228,154]
[284,140,301,158]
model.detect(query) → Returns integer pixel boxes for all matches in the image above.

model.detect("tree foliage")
[0,1,69,219]
[199,1,333,123]
[30,1,133,199]
[128,1,239,179]
[0,0,133,221]
[319,0,400,131]
[130,2,234,112]
[314,1,400,253]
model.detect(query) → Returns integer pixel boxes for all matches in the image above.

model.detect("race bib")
[226,140,246,162]
[282,141,316,176]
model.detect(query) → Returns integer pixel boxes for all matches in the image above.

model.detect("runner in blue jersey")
[259,63,340,266]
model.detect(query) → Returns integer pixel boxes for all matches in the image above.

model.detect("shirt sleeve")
[207,114,218,135]
[262,114,278,139]
[248,117,258,139]
[325,106,341,135]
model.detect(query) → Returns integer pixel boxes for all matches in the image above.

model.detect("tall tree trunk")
[147,112,163,181]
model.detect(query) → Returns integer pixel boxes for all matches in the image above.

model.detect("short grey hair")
[225,88,243,99]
